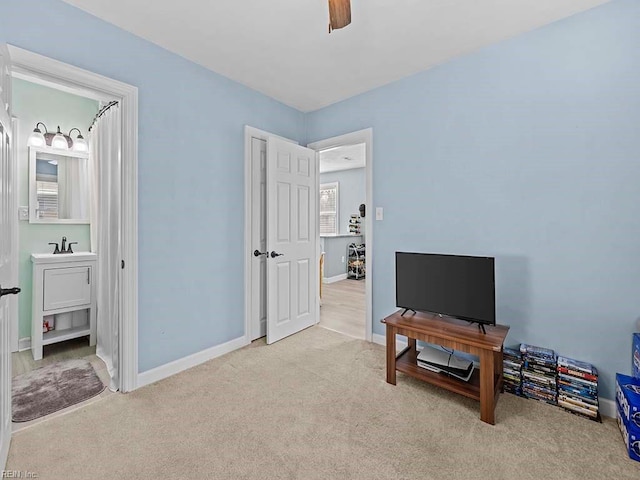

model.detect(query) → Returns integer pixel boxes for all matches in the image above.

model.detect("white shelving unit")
[347,243,365,280]
[348,214,361,235]
[42,325,92,346]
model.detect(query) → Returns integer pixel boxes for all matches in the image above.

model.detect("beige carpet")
[7,327,640,479]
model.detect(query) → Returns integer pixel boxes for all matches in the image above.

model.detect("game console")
[417,345,474,382]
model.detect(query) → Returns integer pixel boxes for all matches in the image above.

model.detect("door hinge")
[121,260,125,269]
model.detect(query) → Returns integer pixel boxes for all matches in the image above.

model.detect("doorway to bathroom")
[10,75,112,428]
[3,45,139,433]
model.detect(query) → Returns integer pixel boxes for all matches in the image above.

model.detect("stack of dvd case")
[503,347,523,396]
[557,356,600,421]
[520,344,557,405]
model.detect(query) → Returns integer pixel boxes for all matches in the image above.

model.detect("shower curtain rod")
[88,100,119,132]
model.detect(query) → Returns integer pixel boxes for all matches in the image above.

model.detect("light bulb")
[51,126,69,150]
[27,130,46,147]
[72,136,88,153]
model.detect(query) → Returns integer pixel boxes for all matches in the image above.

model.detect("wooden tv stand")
[382,310,509,425]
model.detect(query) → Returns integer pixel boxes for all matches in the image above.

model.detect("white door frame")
[9,118,19,353]
[244,126,300,342]
[308,128,373,342]
[8,45,139,392]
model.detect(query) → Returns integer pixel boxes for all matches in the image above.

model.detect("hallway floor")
[319,279,365,339]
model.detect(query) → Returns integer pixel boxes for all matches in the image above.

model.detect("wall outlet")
[376,207,384,221]
[341,256,345,263]
[18,206,29,220]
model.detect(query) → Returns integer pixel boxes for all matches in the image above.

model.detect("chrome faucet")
[61,236,67,253]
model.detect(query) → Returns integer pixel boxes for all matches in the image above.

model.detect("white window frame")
[320,182,339,235]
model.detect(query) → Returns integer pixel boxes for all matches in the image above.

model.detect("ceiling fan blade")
[328,0,351,32]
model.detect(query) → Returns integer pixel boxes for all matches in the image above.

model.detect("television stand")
[382,310,509,425]
[400,308,416,316]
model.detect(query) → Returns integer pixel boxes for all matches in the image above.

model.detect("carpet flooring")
[7,327,640,479]
[12,359,106,422]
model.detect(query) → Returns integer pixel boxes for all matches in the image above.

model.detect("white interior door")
[0,43,15,468]
[266,137,318,344]
[250,137,267,340]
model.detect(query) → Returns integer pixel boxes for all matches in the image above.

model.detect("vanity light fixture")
[27,122,89,152]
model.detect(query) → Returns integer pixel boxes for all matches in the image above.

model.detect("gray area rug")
[12,359,106,422]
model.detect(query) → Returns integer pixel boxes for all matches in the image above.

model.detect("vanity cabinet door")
[43,266,92,311]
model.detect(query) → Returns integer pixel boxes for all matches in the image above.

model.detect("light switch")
[375,207,383,221]
[18,206,29,220]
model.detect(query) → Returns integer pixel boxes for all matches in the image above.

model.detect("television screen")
[395,252,495,325]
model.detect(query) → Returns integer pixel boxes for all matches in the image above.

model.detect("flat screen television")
[395,252,495,326]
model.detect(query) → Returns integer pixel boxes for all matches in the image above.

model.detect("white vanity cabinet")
[31,252,97,361]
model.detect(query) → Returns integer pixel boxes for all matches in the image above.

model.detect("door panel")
[297,259,309,315]
[297,186,309,241]
[0,42,13,469]
[276,262,290,325]
[266,138,317,344]
[43,267,92,310]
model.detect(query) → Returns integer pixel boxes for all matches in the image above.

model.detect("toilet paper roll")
[72,310,88,328]
[55,312,72,330]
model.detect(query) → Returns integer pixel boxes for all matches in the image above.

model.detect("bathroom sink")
[31,252,97,264]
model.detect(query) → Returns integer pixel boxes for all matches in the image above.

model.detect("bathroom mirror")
[29,146,90,224]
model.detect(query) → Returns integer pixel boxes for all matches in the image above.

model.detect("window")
[36,175,59,219]
[319,182,339,235]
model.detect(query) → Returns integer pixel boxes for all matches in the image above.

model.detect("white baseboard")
[599,398,615,419]
[323,273,347,284]
[372,333,408,351]
[137,335,248,389]
[18,337,31,352]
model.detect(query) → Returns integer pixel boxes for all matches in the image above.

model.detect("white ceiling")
[320,143,366,173]
[61,0,609,112]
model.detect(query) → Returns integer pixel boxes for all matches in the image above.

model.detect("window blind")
[320,183,338,235]
[36,180,58,219]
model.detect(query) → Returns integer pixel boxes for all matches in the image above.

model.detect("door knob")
[0,286,21,298]
[270,251,284,258]
[254,250,268,257]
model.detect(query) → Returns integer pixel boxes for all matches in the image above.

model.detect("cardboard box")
[616,373,640,429]
[616,402,640,462]
[633,333,640,378]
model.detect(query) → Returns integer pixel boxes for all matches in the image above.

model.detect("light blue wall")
[321,235,363,279]
[320,167,365,235]
[0,0,305,372]
[306,0,640,400]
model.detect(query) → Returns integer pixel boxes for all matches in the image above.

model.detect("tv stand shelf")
[382,310,509,424]
[395,347,482,400]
